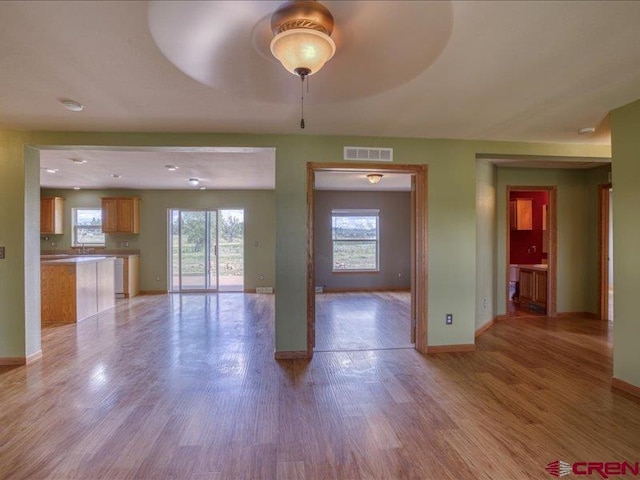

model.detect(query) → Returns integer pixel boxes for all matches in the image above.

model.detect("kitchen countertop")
[517,264,548,272]
[41,252,139,260]
[41,256,116,265]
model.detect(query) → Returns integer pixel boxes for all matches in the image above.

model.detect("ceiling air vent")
[343,146,393,162]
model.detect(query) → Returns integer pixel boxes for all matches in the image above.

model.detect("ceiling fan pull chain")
[300,75,305,129]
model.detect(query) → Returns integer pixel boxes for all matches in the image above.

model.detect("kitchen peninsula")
[41,256,115,324]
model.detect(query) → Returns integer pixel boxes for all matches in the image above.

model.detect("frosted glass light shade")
[366,174,383,184]
[270,28,336,76]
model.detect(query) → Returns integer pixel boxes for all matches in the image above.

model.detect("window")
[73,208,105,246]
[331,209,379,271]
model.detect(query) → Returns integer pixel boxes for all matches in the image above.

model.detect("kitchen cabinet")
[41,197,64,234]
[510,198,533,230]
[101,197,140,234]
[518,266,547,313]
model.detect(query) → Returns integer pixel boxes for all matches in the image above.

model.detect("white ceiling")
[1,1,640,144]
[39,148,276,190]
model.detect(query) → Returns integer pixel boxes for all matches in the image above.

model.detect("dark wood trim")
[598,184,612,321]
[475,319,495,338]
[612,377,640,400]
[0,357,26,366]
[274,350,311,360]
[139,290,169,295]
[307,162,428,356]
[414,166,428,353]
[306,164,316,358]
[506,186,557,318]
[427,344,476,354]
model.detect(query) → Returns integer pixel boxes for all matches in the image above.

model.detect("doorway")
[312,184,414,352]
[307,162,428,357]
[169,208,245,292]
[506,186,557,317]
[598,185,613,321]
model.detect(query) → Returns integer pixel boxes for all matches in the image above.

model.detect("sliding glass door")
[170,209,218,292]
[169,208,245,292]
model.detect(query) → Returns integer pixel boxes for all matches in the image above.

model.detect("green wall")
[40,188,276,291]
[475,159,497,330]
[495,166,610,316]
[0,130,610,359]
[611,99,640,387]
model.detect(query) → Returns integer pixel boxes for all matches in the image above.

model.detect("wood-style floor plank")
[315,292,413,351]
[1,292,639,479]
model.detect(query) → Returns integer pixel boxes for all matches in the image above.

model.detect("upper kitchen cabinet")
[510,198,533,230]
[101,197,140,234]
[41,197,64,234]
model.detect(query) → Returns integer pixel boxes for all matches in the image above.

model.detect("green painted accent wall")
[0,130,610,359]
[40,188,275,292]
[475,159,497,330]
[611,98,640,387]
[495,166,610,316]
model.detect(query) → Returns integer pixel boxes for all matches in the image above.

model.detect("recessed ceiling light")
[165,165,178,171]
[60,99,84,112]
[70,158,87,164]
[73,186,81,190]
[579,127,596,135]
[199,186,207,190]
[111,174,122,179]
[188,178,200,186]
[43,168,59,174]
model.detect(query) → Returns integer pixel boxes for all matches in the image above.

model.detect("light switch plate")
[0,246,5,259]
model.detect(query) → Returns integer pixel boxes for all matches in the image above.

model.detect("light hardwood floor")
[1,293,639,479]
[315,292,413,351]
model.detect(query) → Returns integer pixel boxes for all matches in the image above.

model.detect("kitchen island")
[41,256,116,324]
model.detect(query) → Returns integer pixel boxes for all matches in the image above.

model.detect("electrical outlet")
[259,274,264,281]
[0,246,5,259]
[254,241,259,247]
[483,298,487,309]
[155,276,160,281]
[446,313,453,325]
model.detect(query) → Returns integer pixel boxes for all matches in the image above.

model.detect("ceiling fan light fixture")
[188,178,200,186]
[270,28,336,76]
[270,0,336,78]
[366,173,383,184]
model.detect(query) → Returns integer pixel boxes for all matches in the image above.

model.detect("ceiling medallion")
[270,0,336,129]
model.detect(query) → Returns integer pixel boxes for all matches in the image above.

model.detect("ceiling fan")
[148,1,453,124]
